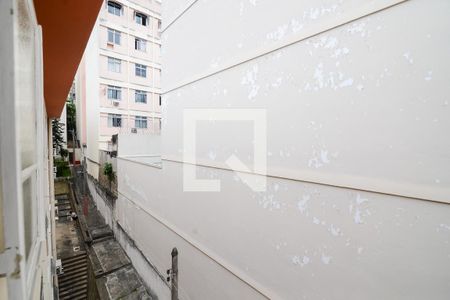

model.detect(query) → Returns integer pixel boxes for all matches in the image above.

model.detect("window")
[107,1,122,16]
[107,85,121,100]
[159,95,162,106]
[108,114,122,127]
[107,28,121,45]
[135,38,146,52]
[135,63,147,77]
[135,90,147,103]
[135,12,147,26]
[135,116,147,128]
[158,20,162,30]
[108,57,121,73]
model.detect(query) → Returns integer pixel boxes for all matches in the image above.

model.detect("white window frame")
[107,85,122,100]
[107,1,122,16]
[135,12,148,26]
[0,2,48,298]
[135,116,148,129]
[108,57,121,73]
[135,63,147,77]
[108,113,122,128]
[135,38,146,52]
[135,90,147,103]
[107,28,121,45]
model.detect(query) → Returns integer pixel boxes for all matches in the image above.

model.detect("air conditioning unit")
[112,100,120,106]
[131,128,137,133]
[55,259,63,275]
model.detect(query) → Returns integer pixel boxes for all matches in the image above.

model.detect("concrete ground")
[72,165,153,299]
[55,187,85,258]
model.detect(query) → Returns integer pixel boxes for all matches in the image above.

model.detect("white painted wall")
[118,133,161,156]
[84,21,101,178]
[117,158,450,299]
[162,0,450,202]
[114,0,450,299]
[87,175,171,300]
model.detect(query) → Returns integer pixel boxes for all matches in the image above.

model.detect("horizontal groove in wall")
[162,0,408,94]
[98,49,162,69]
[161,156,450,206]
[117,156,162,169]
[161,0,199,33]
[86,157,100,166]
[117,190,276,299]
[98,78,162,94]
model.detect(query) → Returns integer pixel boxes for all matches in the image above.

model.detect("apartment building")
[76,0,162,178]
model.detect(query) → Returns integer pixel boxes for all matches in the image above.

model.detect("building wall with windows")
[77,0,162,179]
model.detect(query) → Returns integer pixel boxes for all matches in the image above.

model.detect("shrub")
[103,162,115,190]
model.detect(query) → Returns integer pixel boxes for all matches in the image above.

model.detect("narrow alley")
[54,166,153,299]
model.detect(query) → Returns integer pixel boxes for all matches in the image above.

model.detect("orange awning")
[34,0,103,118]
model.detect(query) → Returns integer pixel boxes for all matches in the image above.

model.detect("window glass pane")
[135,39,144,51]
[108,114,122,127]
[108,86,121,100]
[0,158,3,252]
[23,175,37,259]
[135,116,147,128]
[17,3,37,169]
[108,1,121,16]
[135,90,147,103]
[135,64,147,77]
[136,13,147,26]
[108,29,114,43]
[108,57,121,73]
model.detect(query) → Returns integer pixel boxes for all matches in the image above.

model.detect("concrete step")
[58,275,87,290]
[57,205,72,211]
[59,279,88,294]
[61,257,87,269]
[59,283,88,298]
[60,251,86,263]
[60,287,87,300]
[60,265,87,277]
[58,269,88,285]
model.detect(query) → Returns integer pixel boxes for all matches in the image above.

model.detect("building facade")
[0,0,102,299]
[76,0,162,179]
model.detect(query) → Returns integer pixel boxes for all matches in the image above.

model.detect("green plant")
[59,148,69,160]
[66,102,76,133]
[52,119,65,151]
[54,158,71,177]
[66,102,76,143]
[103,162,115,190]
